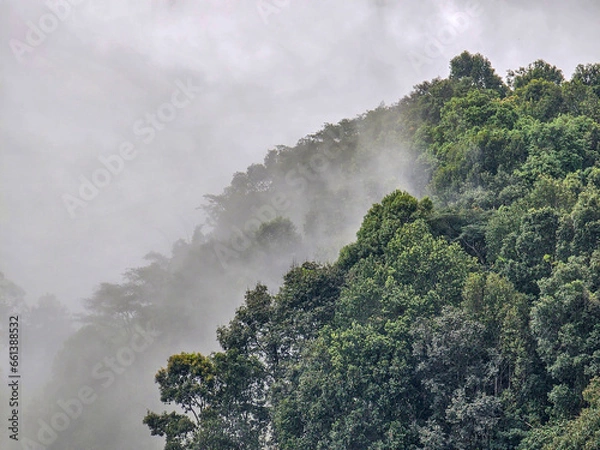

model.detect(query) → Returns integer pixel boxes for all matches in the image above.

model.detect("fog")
[0,0,599,448]
[0,0,598,309]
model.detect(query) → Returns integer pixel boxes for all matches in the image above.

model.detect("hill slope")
[16,52,600,449]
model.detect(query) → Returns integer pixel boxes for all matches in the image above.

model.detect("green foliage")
[386,220,476,309]
[449,51,507,95]
[145,351,269,449]
[413,307,503,449]
[563,80,600,123]
[338,190,432,269]
[143,411,195,450]
[273,321,418,449]
[573,63,600,97]
[217,284,273,358]
[491,207,560,295]
[507,60,565,89]
[515,79,565,121]
[546,377,600,449]
[570,187,600,255]
[531,258,600,418]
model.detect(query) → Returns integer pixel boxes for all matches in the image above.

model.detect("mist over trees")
[5,51,600,449]
[141,52,600,449]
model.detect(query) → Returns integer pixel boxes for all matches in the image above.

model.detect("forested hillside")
[144,53,600,449]
[6,52,600,449]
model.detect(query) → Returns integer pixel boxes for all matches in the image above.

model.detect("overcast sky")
[1,0,599,310]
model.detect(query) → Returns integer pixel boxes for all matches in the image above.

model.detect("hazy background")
[1,0,599,311]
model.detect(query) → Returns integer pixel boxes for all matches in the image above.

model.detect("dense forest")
[4,51,600,449]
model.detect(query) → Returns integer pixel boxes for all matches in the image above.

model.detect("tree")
[562,79,600,122]
[450,51,507,95]
[514,79,564,121]
[144,351,268,450]
[338,190,432,269]
[531,258,600,418]
[385,220,476,312]
[497,207,559,295]
[517,115,600,183]
[546,377,600,449]
[217,284,274,364]
[412,307,503,449]
[507,60,565,89]
[272,321,419,449]
[570,187,600,255]
[572,63,600,97]
[255,217,301,251]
